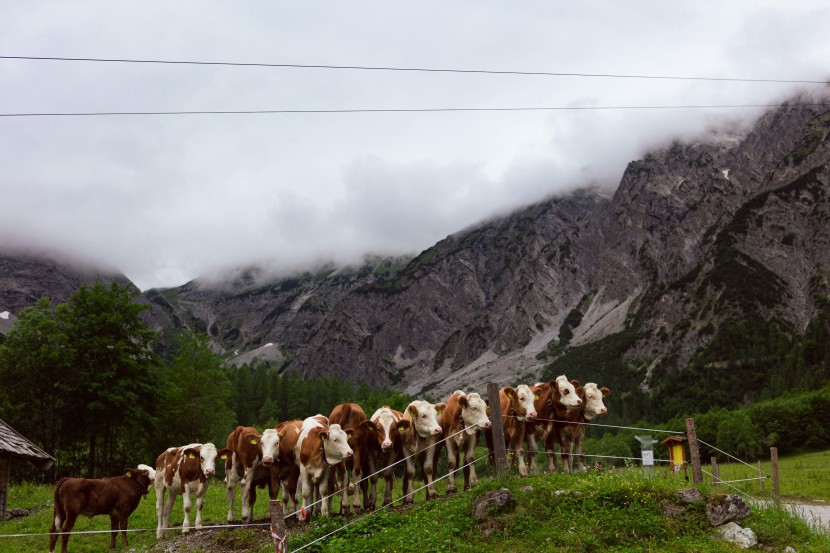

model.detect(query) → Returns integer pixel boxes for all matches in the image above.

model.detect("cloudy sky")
[1,1,828,290]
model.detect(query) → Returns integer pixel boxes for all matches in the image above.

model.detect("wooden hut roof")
[0,418,54,471]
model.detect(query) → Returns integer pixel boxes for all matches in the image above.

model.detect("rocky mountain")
[3,97,829,421]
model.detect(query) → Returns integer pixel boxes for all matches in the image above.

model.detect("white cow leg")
[465,439,479,489]
[526,433,539,473]
[155,488,167,539]
[226,479,236,523]
[195,488,205,530]
[402,458,416,504]
[445,442,458,493]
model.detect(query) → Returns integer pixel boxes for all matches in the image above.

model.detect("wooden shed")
[0,418,55,519]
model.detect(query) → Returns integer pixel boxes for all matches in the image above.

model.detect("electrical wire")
[4,103,829,118]
[2,55,827,85]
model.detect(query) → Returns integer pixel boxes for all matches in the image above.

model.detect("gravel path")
[752,500,830,529]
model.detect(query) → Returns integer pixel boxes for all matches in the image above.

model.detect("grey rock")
[714,522,758,549]
[471,488,515,520]
[675,488,704,504]
[707,494,752,526]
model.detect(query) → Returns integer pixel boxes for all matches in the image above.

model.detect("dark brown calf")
[329,403,376,514]
[49,467,153,553]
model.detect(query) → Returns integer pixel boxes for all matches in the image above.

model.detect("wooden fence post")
[487,382,509,478]
[685,418,703,484]
[758,460,765,493]
[770,447,780,501]
[711,457,720,489]
[270,499,288,553]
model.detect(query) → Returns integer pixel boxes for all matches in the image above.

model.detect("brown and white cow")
[526,375,583,472]
[400,400,446,503]
[489,384,537,477]
[225,426,280,523]
[154,442,231,538]
[436,391,491,493]
[367,406,409,507]
[49,466,155,553]
[329,403,377,515]
[269,420,303,516]
[295,415,354,521]
[552,382,611,473]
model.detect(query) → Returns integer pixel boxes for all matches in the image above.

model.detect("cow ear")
[600,387,611,397]
[434,402,446,415]
[218,448,232,460]
[408,404,419,417]
[483,396,489,405]
[124,468,133,478]
[534,391,541,400]
[570,379,580,387]
[184,447,199,460]
[458,396,469,409]
[320,431,329,443]
[396,420,410,432]
[250,438,258,445]
[504,386,515,399]
[345,428,355,439]
[362,420,376,432]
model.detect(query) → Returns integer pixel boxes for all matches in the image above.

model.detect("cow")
[329,403,377,515]
[553,382,611,473]
[154,442,232,538]
[484,384,537,477]
[269,420,303,517]
[400,399,446,504]
[225,426,280,523]
[49,466,155,553]
[526,375,583,473]
[435,391,491,493]
[295,414,354,521]
[367,406,409,507]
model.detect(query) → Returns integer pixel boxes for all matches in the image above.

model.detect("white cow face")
[407,400,444,438]
[183,443,228,478]
[511,384,538,422]
[459,393,491,434]
[321,424,353,464]
[555,375,583,410]
[582,383,610,420]
[371,407,405,451]
[259,429,280,466]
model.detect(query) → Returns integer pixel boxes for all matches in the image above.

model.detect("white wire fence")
[0,413,782,550]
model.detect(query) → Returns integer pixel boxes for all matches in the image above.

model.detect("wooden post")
[770,447,780,501]
[0,456,9,520]
[270,499,288,553]
[685,418,703,484]
[711,457,720,488]
[758,460,765,493]
[486,383,509,478]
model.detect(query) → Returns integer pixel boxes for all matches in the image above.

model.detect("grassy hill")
[2,453,829,553]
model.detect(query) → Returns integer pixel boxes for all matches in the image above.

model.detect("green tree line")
[0,281,409,481]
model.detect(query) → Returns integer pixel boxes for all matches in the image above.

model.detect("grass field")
[1,450,828,552]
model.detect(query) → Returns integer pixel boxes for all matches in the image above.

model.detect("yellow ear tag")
[126,472,132,478]
[397,424,406,432]
[506,391,513,399]
[220,454,228,460]
[535,392,541,400]
[188,453,196,459]
[321,435,327,442]
[251,439,258,445]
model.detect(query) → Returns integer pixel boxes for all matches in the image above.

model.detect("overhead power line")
[2,103,829,118]
[2,55,828,85]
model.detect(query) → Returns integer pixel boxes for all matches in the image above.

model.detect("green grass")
[711,449,830,501]
[2,452,829,553]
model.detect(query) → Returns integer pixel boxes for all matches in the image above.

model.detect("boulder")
[715,522,758,549]
[706,494,751,526]
[471,488,515,521]
[675,488,704,504]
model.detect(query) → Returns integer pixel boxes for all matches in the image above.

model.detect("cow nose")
[528,411,537,419]
[483,421,492,429]
[204,468,214,477]
[433,427,442,435]
[382,440,392,450]
[262,455,273,465]
[600,408,607,414]
[346,450,354,458]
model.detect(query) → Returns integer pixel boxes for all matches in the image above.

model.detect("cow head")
[320,423,354,465]
[258,428,280,467]
[407,400,443,438]
[125,466,154,496]
[370,407,405,451]
[582,383,610,420]
[554,375,582,411]
[458,392,491,434]
[503,384,537,422]
[183,443,231,478]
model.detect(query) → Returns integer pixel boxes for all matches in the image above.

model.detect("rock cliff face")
[4,98,829,417]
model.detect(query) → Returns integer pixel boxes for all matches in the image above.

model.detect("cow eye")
[563,390,570,395]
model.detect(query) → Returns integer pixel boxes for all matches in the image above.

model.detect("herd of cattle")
[48,375,610,553]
